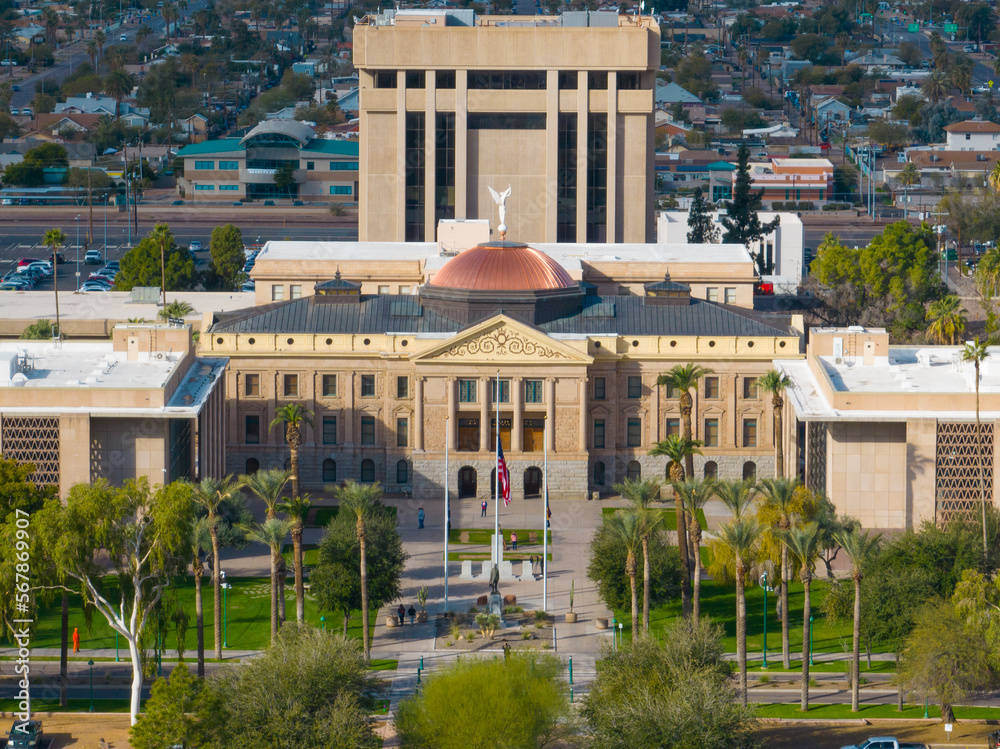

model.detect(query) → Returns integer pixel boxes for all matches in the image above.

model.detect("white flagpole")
[494,370,500,565]
[543,413,548,612]
[444,415,449,611]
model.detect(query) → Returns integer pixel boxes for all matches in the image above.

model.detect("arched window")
[245,458,260,475]
[397,459,409,484]
[627,460,641,481]
[360,459,375,483]
[742,461,757,483]
[704,461,718,480]
[322,459,337,483]
[593,461,605,485]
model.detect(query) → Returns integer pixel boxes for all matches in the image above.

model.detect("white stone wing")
[488,185,502,205]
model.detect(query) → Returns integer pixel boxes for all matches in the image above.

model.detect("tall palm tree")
[783,522,822,711]
[714,478,757,520]
[336,480,384,662]
[612,477,662,633]
[278,493,312,624]
[136,24,153,45]
[242,519,293,645]
[716,517,760,707]
[656,363,714,478]
[962,338,990,559]
[149,223,172,306]
[672,477,715,622]
[757,477,801,670]
[93,29,106,59]
[649,434,703,617]
[188,517,213,678]
[190,475,242,660]
[758,369,793,478]
[927,295,967,345]
[834,528,882,712]
[606,510,643,640]
[85,40,98,70]
[270,404,313,500]
[241,468,292,620]
[897,161,920,217]
[922,70,948,104]
[103,70,135,119]
[41,229,65,339]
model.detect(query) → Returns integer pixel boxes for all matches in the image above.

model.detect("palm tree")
[136,24,153,46]
[834,528,882,712]
[672,478,715,622]
[190,475,242,660]
[656,363,714,478]
[41,229,65,340]
[0,82,12,112]
[897,161,920,218]
[714,478,757,520]
[922,70,948,104]
[990,161,1000,194]
[951,54,974,97]
[103,70,135,119]
[335,480,384,662]
[783,522,822,711]
[188,517,213,678]
[606,510,643,640]
[757,477,800,670]
[649,434,703,617]
[758,369,793,478]
[93,29,106,58]
[148,223,172,306]
[241,467,292,621]
[612,477,662,633]
[242,519,293,645]
[279,493,313,624]
[157,299,194,321]
[927,295,967,345]
[85,40,98,69]
[269,404,314,500]
[962,338,990,559]
[715,517,760,707]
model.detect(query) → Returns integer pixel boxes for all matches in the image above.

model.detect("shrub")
[758,673,770,684]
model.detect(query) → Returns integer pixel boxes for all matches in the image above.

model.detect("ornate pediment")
[414,315,591,364]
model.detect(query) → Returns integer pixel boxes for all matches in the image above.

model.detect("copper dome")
[429,241,574,292]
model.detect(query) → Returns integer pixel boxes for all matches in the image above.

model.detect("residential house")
[943,119,1000,151]
[0,140,95,169]
[179,114,209,142]
[814,96,853,125]
[31,113,103,137]
[655,82,701,106]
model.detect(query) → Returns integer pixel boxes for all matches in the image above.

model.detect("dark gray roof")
[210,294,795,338]
[645,279,690,292]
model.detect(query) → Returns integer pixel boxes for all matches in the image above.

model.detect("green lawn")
[281,543,319,566]
[601,506,708,531]
[753,704,1000,720]
[370,659,398,671]
[28,576,377,652]
[448,528,552,545]
[0,698,130,713]
[616,579,864,654]
[751,660,897,674]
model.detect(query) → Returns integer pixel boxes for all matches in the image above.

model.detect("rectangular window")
[704,377,720,399]
[706,287,719,302]
[588,71,608,89]
[397,417,408,447]
[194,160,214,170]
[467,113,546,130]
[436,70,456,88]
[245,414,259,444]
[594,376,606,400]
[323,416,337,445]
[724,287,737,304]
[218,160,239,170]
[558,71,578,89]
[271,285,284,301]
[194,184,215,190]
[219,184,239,191]
[665,384,681,398]
[405,71,425,88]
[459,379,477,403]
[305,161,315,171]
[665,418,680,437]
[436,112,456,224]
[361,375,375,397]
[283,374,299,397]
[743,377,758,398]
[244,374,260,396]
[329,161,360,170]
[627,418,641,447]
[627,376,642,399]
[329,185,353,195]
[704,418,719,447]
[524,380,543,403]
[399,285,412,294]
[378,285,390,294]
[743,418,758,448]
[557,112,577,242]
[322,374,337,397]
[374,71,396,88]
[397,376,409,398]
[594,419,605,448]
[467,70,547,89]
[586,113,607,242]
[491,379,511,403]
[405,112,426,241]
[361,416,375,445]
[289,284,302,299]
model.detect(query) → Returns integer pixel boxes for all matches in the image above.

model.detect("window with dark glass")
[360,458,375,482]
[323,459,337,482]
[627,418,641,447]
[459,379,477,403]
[405,112,425,241]
[665,418,680,437]
[468,70,547,89]
[618,71,641,90]
[436,70,456,89]
[743,377,758,398]
[397,459,409,483]
[397,417,408,447]
[593,461,605,485]
[374,71,396,88]
[558,71,578,89]
[704,418,719,447]
[397,376,409,398]
[627,376,642,399]
[586,113,607,242]
[524,380,543,403]
[557,112,577,242]
[323,416,337,445]
[467,113,546,130]
[594,419,605,449]
[322,374,337,397]
[704,377,720,399]
[283,374,298,397]
[743,418,758,448]
[245,415,260,444]
[405,71,425,88]
[361,375,375,397]
[491,379,510,403]
[588,71,608,89]
[244,374,260,396]
[435,113,455,224]
[361,416,375,445]
[594,376,606,400]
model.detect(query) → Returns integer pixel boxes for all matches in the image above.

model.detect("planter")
[386,616,399,628]
[595,617,608,630]
[565,612,578,624]
[417,610,429,623]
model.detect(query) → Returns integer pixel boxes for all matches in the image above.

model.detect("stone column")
[650,374,659,445]
[345,372,355,444]
[414,376,425,451]
[545,378,556,452]
[447,377,457,451]
[578,378,588,452]
[512,377,523,452]
[479,377,490,452]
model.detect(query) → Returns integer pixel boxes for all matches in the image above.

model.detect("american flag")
[497,442,511,507]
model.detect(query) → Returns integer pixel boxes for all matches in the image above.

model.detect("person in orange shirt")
[72,627,80,653]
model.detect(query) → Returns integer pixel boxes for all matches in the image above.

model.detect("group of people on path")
[396,603,418,626]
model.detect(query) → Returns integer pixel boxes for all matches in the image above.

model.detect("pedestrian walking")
[546,504,551,529]
[72,627,80,653]
[417,507,425,529]
[408,605,417,625]
[511,532,518,551]
[397,604,406,626]
[481,499,488,517]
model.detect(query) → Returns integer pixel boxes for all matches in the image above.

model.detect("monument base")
[488,592,505,625]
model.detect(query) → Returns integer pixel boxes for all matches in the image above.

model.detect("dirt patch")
[757,721,994,749]
[434,611,555,653]
[459,531,470,543]
[0,713,134,748]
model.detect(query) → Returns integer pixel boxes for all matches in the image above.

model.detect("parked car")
[840,738,927,749]
[6,719,43,748]
[26,261,52,277]
[84,249,103,265]
[105,259,120,269]
[0,279,29,291]
[49,251,66,264]
[189,240,203,252]
[16,257,40,268]
[80,281,112,292]
[241,280,255,292]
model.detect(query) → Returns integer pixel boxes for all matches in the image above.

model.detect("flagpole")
[494,370,500,565]
[543,413,548,612]
[444,415,449,612]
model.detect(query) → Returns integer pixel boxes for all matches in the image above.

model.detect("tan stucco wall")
[828,421,907,528]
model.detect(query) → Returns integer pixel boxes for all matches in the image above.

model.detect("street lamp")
[87,659,94,712]
[320,615,326,632]
[221,570,232,648]
[759,572,773,669]
[75,214,80,291]
[809,615,815,666]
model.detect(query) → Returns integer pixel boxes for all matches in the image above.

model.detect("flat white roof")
[659,210,803,227]
[257,241,438,262]
[0,291,254,323]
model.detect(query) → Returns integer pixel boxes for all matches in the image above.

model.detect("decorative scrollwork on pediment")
[440,327,569,360]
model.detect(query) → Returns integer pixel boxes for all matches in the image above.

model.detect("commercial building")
[175,121,359,202]
[353,9,660,243]
[0,324,227,498]
[744,158,835,208]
